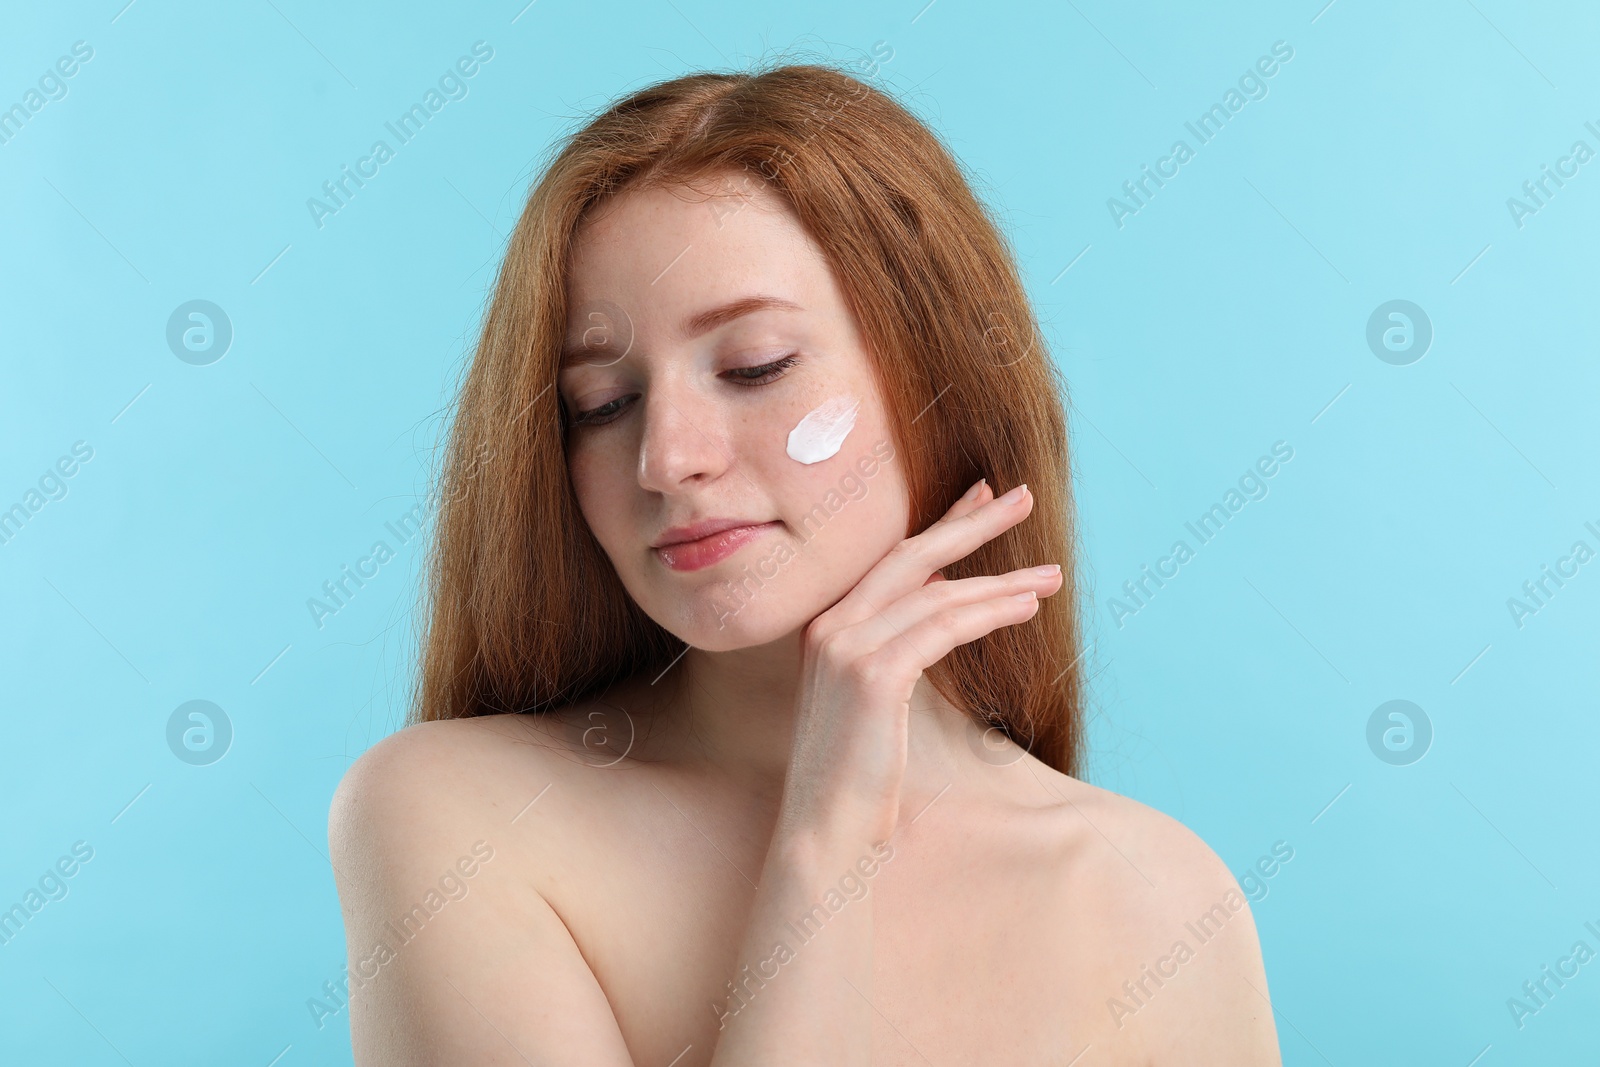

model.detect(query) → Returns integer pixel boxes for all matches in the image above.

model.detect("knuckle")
[803,617,828,645]
[845,653,889,687]
[812,629,846,662]
[805,619,842,657]
[923,609,960,639]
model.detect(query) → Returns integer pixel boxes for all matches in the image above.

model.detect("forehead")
[562,174,835,344]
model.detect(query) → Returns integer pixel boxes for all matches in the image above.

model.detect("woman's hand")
[777,479,1064,848]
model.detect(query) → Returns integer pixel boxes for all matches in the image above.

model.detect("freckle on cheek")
[785,395,859,464]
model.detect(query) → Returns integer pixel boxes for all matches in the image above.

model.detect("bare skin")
[329,172,1282,1065]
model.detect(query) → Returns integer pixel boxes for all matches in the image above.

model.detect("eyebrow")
[560,294,804,367]
[682,294,804,339]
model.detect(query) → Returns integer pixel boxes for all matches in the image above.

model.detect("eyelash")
[569,353,801,427]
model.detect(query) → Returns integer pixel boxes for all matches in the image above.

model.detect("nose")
[636,388,731,494]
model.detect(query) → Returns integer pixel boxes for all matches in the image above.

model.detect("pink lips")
[652,519,781,572]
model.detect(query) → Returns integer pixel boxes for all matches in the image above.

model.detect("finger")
[920,483,990,586]
[937,478,991,525]
[869,590,1044,679]
[839,484,1034,619]
[856,565,1062,647]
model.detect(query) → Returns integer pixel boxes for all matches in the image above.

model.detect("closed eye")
[722,353,800,385]
[569,354,801,428]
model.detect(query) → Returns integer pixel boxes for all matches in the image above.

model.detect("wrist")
[769,819,895,879]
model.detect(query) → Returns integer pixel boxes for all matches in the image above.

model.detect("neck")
[634,631,989,808]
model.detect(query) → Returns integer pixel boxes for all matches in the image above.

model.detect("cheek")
[781,393,860,465]
[773,403,907,560]
[567,444,632,550]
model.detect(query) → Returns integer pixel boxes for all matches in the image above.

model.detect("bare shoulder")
[1020,759,1283,1065]
[333,718,485,813]
[327,701,649,904]
[328,708,612,843]
[326,714,557,951]
[326,711,638,1065]
[1009,757,1232,892]
[334,715,533,817]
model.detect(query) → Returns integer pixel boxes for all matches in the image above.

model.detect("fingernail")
[1012,591,1037,602]
[961,478,987,502]
[997,483,1029,506]
[1033,564,1060,577]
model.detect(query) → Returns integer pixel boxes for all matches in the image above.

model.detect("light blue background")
[2,0,1596,1063]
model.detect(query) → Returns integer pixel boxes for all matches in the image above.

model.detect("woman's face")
[558,171,911,652]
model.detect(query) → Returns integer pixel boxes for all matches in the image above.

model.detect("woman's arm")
[329,728,640,1066]
[1060,787,1285,1066]
[708,479,1063,1063]
[701,821,880,1062]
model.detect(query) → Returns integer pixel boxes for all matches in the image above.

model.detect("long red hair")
[410,59,1087,777]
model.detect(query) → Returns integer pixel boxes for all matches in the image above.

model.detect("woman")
[330,60,1281,1065]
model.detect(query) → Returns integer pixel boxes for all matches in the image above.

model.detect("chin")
[678,612,801,653]
[634,564,845,653]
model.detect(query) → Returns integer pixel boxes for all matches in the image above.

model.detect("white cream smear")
[785,394,860,464]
